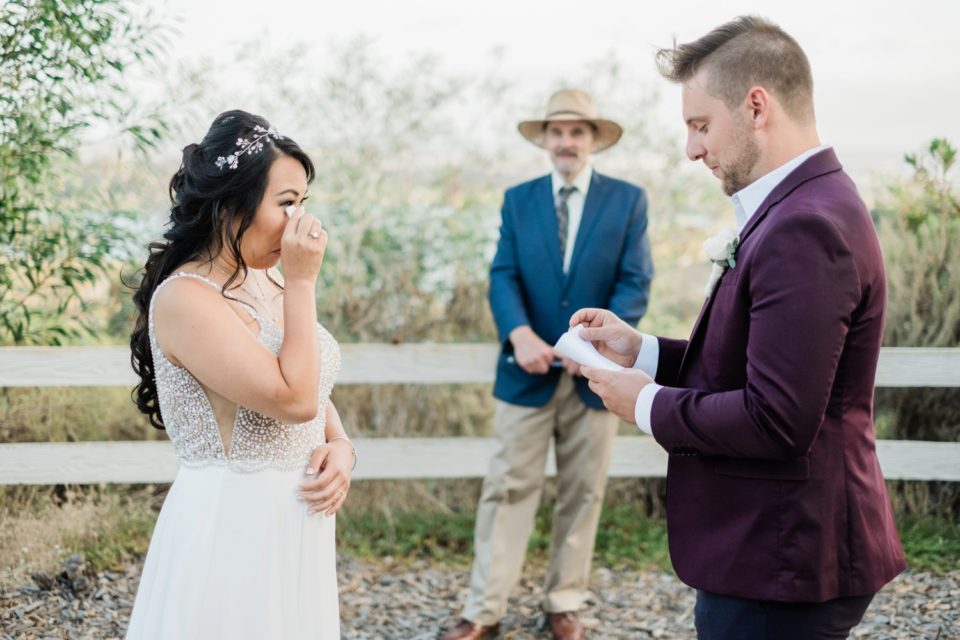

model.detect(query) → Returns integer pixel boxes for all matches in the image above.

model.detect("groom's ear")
[744,86,771,129]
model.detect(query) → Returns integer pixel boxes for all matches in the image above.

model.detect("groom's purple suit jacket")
[651,149,905,602]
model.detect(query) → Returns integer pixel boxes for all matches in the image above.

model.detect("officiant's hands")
[299,440,353,516]
[509,325,555,374]
[569,308,643,369]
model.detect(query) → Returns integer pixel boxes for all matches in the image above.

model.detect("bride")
[126,110,353,639]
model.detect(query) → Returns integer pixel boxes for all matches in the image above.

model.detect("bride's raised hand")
[569,308,643,369]
[281,205,327,284]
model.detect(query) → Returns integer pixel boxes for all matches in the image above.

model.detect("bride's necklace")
[210,261,279,324]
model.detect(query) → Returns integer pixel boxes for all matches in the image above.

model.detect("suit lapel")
[532,176,564,281]
[563,172,606,291]
[738,148,844,248]
[679,148,845,375]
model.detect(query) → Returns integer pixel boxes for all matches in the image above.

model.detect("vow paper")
[553,324,624,372]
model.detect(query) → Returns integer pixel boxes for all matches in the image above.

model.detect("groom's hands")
[581,367,654,423]
[569,308,643,369]
[570,308,652,424]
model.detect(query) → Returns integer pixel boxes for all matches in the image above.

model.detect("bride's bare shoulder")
[152,268,224,318]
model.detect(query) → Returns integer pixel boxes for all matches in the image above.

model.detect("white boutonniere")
[703,228,740,297]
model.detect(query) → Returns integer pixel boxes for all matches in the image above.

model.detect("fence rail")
[1,345,958,485]
[0,438,957,485]
[2,345,959,387]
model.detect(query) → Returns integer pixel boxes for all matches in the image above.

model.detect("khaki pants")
[462,374,619,625]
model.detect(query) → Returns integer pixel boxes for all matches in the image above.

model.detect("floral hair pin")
[215,125,283,170]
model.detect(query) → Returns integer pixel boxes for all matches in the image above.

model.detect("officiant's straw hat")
[518,88,623,152]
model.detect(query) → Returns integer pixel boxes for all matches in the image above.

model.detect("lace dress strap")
[149,271,267,332]
[162,271,225,291]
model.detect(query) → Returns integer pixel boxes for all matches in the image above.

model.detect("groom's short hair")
[656,16,815,124]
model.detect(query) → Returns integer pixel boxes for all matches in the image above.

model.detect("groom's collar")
[732,144,830,233]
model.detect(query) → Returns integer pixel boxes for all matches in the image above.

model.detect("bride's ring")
[308,231,321,239]
[336,489,345,497]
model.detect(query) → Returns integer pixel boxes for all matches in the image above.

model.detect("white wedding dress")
[126,273,341,639]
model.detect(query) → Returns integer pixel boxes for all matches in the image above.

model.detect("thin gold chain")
[210,261,279,324]
[249,270,280,324]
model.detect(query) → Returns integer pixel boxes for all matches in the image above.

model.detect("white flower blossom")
[702,228,740,297]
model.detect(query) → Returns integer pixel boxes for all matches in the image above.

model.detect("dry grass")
[0,387,156,444]
[331,384,494,438]
[0,485,157,591]
[0,475,670,591]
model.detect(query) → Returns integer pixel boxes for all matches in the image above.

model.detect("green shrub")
[0,0,169,345]
[874,138,960,518]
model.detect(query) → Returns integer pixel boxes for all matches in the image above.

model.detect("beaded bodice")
[148,272,340,472]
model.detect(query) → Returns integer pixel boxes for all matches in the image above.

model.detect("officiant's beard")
[719,122,761,196]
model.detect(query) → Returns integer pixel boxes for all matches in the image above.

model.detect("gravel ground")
[1,554,956,639]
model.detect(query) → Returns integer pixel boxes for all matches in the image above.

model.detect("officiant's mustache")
[555,149,579,157]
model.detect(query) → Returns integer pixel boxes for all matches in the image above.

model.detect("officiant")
[441,89,654,640]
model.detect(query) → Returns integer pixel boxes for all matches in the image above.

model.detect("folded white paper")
[553,324,624,371]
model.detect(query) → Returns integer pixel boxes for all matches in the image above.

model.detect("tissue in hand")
[553,324,624,371]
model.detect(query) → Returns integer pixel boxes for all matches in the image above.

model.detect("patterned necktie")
[556,185,577,257]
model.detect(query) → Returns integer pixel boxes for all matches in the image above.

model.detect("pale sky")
[154,0,959,184]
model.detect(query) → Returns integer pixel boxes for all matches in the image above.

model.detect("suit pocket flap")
[710,455,810,481]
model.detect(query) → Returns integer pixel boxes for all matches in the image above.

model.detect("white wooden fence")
[1,345,959,485]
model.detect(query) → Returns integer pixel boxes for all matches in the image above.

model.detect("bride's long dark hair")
[130,110,315,429]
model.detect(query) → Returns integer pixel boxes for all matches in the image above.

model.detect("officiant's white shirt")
[633,145,830,434]
[552,165,593,274]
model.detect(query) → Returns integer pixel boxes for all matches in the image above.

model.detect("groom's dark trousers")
[694,591,874,640]
[648,149,906,637]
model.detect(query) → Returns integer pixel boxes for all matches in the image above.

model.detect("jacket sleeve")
[488,191,529,344]
[654,337,688,387]
[608,187,654,327]
[651,211,862,460]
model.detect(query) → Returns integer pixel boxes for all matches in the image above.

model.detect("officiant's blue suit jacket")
[489,171,653,409]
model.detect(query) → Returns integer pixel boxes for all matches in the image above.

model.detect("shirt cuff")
[632,334,659,378]
[634,382,662,435]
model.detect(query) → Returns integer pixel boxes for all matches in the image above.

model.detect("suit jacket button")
[561,300,569,307]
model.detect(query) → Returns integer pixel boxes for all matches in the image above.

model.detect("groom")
[573,16,905,639]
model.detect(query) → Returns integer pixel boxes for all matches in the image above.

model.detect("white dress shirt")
[632,145,830,435]
[551,165,593,274]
